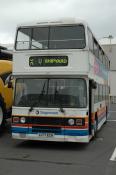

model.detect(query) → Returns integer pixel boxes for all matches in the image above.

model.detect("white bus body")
[12,19,109,143]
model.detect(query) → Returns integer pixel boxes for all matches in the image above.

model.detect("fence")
[110,96,116,104]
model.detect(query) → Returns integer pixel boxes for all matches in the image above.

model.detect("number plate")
[19,133,26,138]
[38,133,54,137]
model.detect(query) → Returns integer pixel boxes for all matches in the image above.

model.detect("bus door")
[89,80,96,135]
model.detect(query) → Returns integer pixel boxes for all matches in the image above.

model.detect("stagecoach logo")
[35,110,58,115]
[94,59,100,75]
[36,110,39,115]
[94,59,108,80]
[39,111,58,115]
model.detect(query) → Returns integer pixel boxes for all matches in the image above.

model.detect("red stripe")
[12,124,28,127]
[12,123,88,129]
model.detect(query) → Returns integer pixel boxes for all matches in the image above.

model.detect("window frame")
[14,78,87,108]
[15,25,86,51]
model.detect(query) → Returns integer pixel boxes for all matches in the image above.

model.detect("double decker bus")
[12,18,110,142]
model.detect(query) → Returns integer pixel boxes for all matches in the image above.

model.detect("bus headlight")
[68,119,75,126]
[20,117,26,124]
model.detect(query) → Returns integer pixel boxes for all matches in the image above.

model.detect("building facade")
[100,37,116,103]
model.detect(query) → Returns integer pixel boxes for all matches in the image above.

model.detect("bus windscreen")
[14,78,87,108]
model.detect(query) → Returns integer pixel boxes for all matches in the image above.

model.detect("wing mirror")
[8,81,13,88]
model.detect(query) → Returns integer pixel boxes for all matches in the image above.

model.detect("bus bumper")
[12,133,91,143]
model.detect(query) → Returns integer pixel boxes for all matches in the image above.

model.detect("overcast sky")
[0,0,115,44]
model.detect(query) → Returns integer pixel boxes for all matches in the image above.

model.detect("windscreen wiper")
[54,83,65,114]
[40,81,46,97]
[28,100,39,113]
[28,82,47,113]
[59,104,65,113]
[59,97,65,114]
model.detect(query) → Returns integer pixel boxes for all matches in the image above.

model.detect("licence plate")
[38,133,54,137]
[19,133,26,138]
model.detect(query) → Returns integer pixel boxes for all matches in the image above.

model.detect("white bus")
[12,18,110,142]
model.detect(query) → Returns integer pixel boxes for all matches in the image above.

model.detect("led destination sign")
[29,56,68,67]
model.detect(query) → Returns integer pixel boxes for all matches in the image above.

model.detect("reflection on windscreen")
[14,78,87,108]
[16,25,86,50]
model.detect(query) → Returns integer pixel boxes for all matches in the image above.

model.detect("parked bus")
[0,60,13,129]
[12,18,110,142]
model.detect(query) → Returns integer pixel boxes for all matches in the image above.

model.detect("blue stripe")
[64,130,88,136]
[12,127,28,133]
[12,127,89,136]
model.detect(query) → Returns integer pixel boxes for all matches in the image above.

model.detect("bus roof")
[17,18,88,28]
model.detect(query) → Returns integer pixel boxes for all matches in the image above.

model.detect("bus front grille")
[32,126,61,134]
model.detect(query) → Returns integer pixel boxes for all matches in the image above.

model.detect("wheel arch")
[0,94,6,114]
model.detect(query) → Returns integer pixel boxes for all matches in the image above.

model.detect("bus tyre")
[104,107,108,124]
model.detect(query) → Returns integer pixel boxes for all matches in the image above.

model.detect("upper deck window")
[15,25,86,50]
[16,28,31,50]
[49,25,85,49]
[31,27,49,49]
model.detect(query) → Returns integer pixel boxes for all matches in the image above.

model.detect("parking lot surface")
[0,105,116,175]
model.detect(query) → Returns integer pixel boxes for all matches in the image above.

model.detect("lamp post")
[108,35,113,52]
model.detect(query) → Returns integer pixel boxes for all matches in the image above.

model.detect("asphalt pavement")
[0,105,116,175]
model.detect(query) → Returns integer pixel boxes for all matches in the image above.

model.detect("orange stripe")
[90,113,95,124]
[97,106,106,117]
[65,125,88,129]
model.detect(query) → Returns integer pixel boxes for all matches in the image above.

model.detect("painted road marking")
[110,147,116,161]
[107,120,116,122]
[109,111,116,113]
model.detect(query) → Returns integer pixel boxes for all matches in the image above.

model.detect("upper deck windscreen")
[15,25,86,50]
